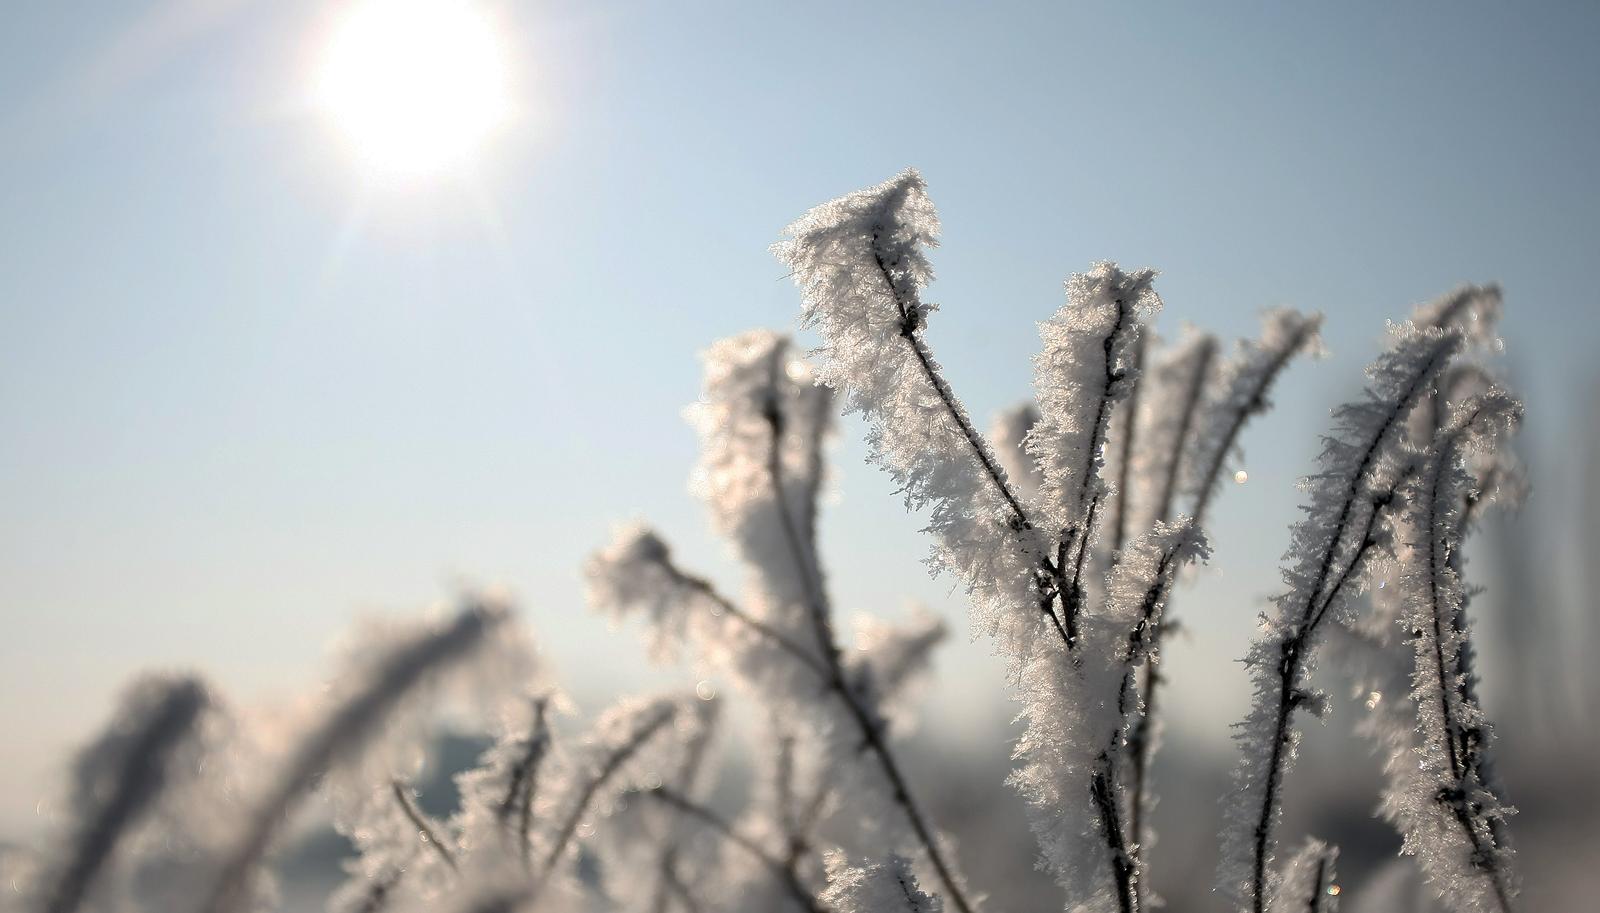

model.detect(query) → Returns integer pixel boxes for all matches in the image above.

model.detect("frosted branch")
[647,788,827,913]
[198,602,514,913]
[1220,324,1462,913]
[37,675,210,913]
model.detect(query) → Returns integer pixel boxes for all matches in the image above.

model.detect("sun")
[315,0,513,180]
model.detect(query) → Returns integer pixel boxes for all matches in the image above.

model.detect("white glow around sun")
[316,0,512,179]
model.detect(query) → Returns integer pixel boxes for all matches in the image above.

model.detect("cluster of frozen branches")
[0,171,1526,913]
[770,170,1522,913]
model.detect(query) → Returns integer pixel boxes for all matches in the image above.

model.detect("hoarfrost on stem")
[587,323,970,912]
[775,169,1051,659]
[1380,391,1522,913]
[1219,321,1466,913]
[198,601,525,913]
[819,853,944,913]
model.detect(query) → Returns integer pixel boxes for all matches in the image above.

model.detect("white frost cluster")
[1029,262,1161,539]
[776,170,1050,655]
[1011,519,1207,913]
[1411,284,1502,347]
[819,853,943,913]
[686,331,833,631]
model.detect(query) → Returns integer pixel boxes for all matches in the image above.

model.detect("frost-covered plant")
[1218,322,1465,913]
[772,169,1519,913]
[1381,392,1521,913]
[3,169,1530,913]
[202,601,532,913]
[586,328,963,911]
[1333,388,1523,913]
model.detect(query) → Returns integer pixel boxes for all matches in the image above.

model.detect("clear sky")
[2,0,1598,838]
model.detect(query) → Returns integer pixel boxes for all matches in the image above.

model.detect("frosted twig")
[198,603,507,913]
[1269,839,1339,913]
[536,702,678,879]
[1130,315,1315,858]
[820,853,943,913]
[754,359,975,913]
[1189,311,1324,524]
[1223,326,1461,913]
[647,788,827,913]
[1388,393,1521,913]
[41,675,209,913]
[497,696,552,867]
[1032,264,1160,649]
[1150,337,1217,527]
[389,780,458,873]
[1111,334,1148,556]
[871,245,1040,538]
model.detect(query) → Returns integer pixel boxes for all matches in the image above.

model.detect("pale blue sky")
[2,0,1597,836]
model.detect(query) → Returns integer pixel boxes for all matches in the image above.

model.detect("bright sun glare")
[316,0,512,180]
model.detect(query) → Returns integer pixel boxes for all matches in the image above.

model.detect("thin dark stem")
[1132,321,1312,894]
[764,346,845,674]
[1112,335,1148,557]
[1114,546,1184,910]
[1245,338,1454,913]
[1092,756,1139,913]
[665,564,832,680]
[1191,323,1319,524]
[648,789,827,913]
[868,244,1046,548]
[798,385,831,552]
[1306,855,1328,913]
[1056,299,1140,644]
[775,730,799,839]
[1126,657,1160,857]
[1423,457,1467,784]
[537,706,676,882]
[1152,340,1217,527]
[390,781,458,874]
[760,370,976,913]
[496,697,551,868]
[1249,480,1402,912]
[1070,298,1135,540]
[1418,434,1517,913]
[794,781,832,848]
[1062,492,1105,647]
